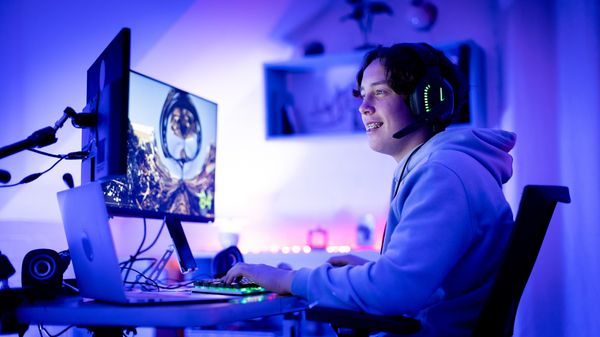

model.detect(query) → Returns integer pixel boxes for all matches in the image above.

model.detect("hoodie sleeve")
[291,160,474,316]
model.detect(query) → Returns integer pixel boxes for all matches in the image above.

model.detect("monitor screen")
[102,71,218,223]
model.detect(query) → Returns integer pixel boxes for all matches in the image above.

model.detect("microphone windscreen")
[0,170,10,183]
[62,173,74,189]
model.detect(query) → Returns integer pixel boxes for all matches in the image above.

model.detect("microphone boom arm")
[0,107,95,160]
[0,127,58,160]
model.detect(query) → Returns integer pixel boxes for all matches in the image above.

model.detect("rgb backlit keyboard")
[192,278,267,295]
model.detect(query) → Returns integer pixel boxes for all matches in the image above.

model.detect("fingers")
[221,263,295,294]
[326,254,369,267]
[222,262,248,284]
[327,258,346,266]
[327,255,350,266]
[277,262,292,270]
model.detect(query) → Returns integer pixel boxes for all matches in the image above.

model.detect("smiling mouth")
[366,122,383,131]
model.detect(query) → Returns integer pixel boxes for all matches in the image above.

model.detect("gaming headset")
[393,43,456,139]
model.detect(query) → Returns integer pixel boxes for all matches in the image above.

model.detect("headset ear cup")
[409,77,426,119]
[409,70,454,124]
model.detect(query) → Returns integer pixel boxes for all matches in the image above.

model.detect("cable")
[121,218,149,287]
[391,142,426,199]
[122,257,157,288]
[120,217,167,289]
[38,324,74,337]
[119,257,157,267]
[119,217,166,267]
[381,142,426,255]
[62,280,79,294]
[138,217,149,255]
[121,268,160,290]
[0,156,64,188]
[28,148,89,160]
[122,271,197,291]
[0,148,89,188]
[28,148,62,158]
[139,217,167,254]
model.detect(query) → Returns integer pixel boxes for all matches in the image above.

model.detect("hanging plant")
[341,0,394,49]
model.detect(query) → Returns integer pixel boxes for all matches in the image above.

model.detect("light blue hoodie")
[291,128,516,336]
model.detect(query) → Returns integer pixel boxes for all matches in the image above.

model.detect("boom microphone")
[392,120,425,139]
[0,170,11,184]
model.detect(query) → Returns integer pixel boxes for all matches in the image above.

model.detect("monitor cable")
[0,156,65,188]
[0,150,88,188]
[121,217,168,289]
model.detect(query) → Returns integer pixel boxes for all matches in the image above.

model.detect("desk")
[14,294,307,333]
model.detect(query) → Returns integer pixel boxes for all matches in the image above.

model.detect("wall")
[0,0,598,336]
[0,0,507,260]
[500,0,600,335]
[500,1,565,335]
[555,0,600,334]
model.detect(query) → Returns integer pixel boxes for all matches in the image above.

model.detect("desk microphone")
[0,170,11,184]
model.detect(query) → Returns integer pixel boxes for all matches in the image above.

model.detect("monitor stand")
[165,216,198,274]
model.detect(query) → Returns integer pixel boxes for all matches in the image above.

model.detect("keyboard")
[192,278,267,296]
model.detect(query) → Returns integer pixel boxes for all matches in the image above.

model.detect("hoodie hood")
[400,128,516,185]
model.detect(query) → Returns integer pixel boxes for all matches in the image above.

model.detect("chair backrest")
[472,185,571,336]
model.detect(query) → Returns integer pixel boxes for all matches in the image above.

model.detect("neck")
[392,128,431,163]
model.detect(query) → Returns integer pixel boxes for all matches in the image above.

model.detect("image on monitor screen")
[102,71,218,223]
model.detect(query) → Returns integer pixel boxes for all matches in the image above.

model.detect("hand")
[222,263,295,295]
[327,254,369,267]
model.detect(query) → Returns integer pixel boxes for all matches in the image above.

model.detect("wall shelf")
[264,41,485,138]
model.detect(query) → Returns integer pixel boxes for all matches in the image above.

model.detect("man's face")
[359,59,414,161]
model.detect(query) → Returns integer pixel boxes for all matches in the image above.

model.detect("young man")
[224,43,516,336]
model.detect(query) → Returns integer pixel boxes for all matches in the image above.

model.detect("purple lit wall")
[0,0,598,336]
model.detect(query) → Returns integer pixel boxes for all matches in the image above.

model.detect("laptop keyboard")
[192,278,267,295]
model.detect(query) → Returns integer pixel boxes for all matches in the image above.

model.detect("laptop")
[57,182,237,304]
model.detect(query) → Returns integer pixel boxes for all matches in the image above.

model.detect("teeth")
[366,122,383,130]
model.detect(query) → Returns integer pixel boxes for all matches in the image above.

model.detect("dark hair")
[354,43,467,131]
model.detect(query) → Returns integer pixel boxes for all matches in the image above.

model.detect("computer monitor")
[81,28,218,223]
[80,28,218,274]
[105,71,217,273]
